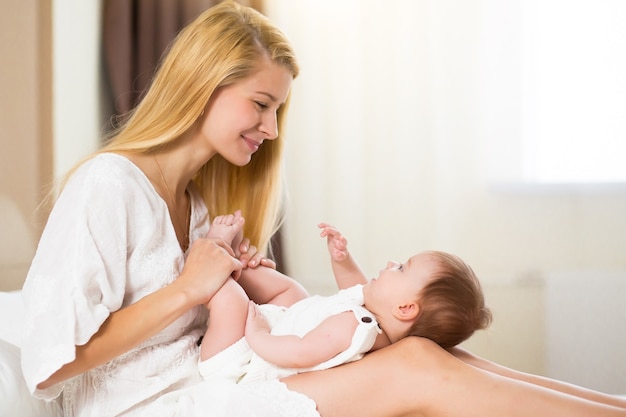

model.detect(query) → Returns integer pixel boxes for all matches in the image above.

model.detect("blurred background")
[1,0,625,394]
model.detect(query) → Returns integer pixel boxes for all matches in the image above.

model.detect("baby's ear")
[394,302,419,321]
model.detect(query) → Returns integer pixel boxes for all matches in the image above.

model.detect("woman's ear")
[393,302,419,321]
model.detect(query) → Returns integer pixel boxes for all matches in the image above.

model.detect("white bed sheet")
[0,290,62,417]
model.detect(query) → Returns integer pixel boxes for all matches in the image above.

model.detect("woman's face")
[200,57,293,166]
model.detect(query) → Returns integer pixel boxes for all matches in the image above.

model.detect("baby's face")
[363,252,438,311]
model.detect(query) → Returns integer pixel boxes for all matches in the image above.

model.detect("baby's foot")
[208,211,245,249]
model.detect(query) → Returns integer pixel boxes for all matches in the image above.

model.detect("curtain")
[103,0,245,117]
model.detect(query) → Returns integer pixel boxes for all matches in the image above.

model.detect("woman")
[21,1,626,416]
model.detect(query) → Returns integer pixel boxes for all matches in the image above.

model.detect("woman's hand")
[237,237,277,270]
[36,237,241,391]
[178,237,243,306]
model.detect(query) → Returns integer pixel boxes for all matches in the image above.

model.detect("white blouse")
[21,153,209,416]
[21,153,320,417]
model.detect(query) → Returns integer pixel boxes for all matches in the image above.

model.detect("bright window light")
[521,0,626,184]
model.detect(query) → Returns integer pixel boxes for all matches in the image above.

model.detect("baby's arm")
[245,302,358,368]
[318,223,368,289]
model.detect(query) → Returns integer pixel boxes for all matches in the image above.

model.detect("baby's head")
[364,251,491,348]
[407,250,492,348]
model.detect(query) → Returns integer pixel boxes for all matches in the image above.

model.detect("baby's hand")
[245,301,270,342]
[318,223,349,262]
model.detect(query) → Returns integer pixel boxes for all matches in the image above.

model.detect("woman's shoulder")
[68,153,152,193]
[76,152,146,180]
[56,153,157,214]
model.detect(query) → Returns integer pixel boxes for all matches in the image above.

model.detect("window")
[521,0,626,184]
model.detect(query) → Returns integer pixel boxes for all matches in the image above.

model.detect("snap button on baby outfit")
[361,316,373,323]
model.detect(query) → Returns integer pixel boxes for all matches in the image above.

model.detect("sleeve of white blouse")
[20,159,131,399]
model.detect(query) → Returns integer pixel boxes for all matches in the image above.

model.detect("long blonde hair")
[57,1,299,253]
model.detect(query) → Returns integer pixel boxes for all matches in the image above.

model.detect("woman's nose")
[260,111,278,140]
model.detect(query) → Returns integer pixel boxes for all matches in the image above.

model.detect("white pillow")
[0,339,62,417]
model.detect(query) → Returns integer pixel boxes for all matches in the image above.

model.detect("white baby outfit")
[198,284,381,383]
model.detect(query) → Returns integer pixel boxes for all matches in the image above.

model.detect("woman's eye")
[255,101,268,110]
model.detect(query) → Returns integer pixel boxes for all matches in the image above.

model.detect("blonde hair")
[55,0,299,253]
[408,251,492,349]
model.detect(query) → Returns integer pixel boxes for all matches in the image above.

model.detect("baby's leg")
[200,277,250,361]
[208,211,245,250]
[200,211,247,361]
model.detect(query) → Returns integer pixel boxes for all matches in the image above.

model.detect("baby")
[200,211,492,382]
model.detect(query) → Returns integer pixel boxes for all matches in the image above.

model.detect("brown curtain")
[101,0,287,272]
[104,0,221,117]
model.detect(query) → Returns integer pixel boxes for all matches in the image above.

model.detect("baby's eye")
[397,264,404,271]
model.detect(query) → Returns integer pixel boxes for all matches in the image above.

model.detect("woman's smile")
[243,136,262,152]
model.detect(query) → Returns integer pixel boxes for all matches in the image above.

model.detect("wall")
[52,0,104,180]
[265,0,626,393]
[0,0,51,290]
[544,271,626,394]
[0,0,102,291]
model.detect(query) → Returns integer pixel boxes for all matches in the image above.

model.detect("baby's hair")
[407,251,492,348]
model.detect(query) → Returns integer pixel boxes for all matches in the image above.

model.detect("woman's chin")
[223,153,253,167]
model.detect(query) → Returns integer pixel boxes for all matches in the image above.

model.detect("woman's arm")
[37,238,241,390]
[245,303,357,368]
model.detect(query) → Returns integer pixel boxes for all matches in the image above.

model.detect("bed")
[0,290,62,416]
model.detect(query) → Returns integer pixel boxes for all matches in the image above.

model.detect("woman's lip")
[243,136,261,152]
